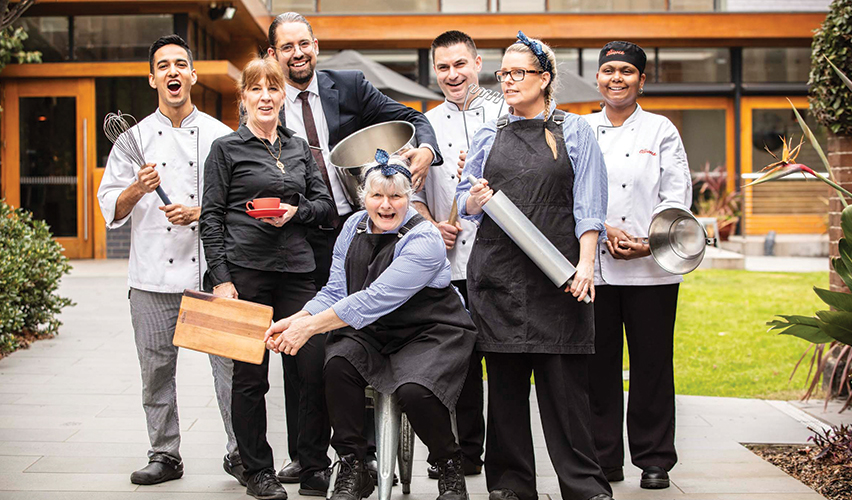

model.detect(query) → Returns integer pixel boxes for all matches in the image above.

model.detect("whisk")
[103,111,171,205]
[448,84,506,226]
[461,83,505,149]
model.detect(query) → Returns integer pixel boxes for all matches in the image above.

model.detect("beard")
[288,58,315,85]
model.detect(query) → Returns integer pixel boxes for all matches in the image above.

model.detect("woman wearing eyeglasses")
[582,41,691,490]
[456,32,612,500]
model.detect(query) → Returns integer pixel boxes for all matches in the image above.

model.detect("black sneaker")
[130,455,183,485]
[246,468,288,500]
[330,454,374,500]
[299,468,332,497]
[489,489,519,500]
[427,457,481,479]
[223,454,247,486]
[434,452,467,500]
[276,459,302,483]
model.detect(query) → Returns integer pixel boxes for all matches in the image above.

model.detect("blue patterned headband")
[515,31,552,75]
[367,149,412,182]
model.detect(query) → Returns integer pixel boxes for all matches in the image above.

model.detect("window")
[74,15,174,62]
[582,47,657,83]
[316,0,438,13]
[657,48,730,83]
[95,78,158,168]
[742,48,811,83]
[15,16,69,62]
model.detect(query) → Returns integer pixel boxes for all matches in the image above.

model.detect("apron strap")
[355,213,370,233]
[397,213,426,238]
[551,109,566,125]
[496,114,510,129]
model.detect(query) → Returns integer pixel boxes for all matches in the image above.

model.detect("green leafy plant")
[748,59,852,411]
[692,163,741,235]
[0,200,74,356]
[809,0,852,135]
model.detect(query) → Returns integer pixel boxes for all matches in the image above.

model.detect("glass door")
[2,79,96,258]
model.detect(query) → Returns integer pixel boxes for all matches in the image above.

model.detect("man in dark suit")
[265,11,442,497]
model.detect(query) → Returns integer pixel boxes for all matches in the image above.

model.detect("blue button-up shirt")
[456,108,608,242]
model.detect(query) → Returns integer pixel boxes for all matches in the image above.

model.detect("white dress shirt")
[284,78,352,216]
[583,104,693,286]
[415,98,502,281]
[97,107,232,293]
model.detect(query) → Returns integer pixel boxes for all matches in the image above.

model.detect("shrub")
[809,0,852,135]
[0,200,73,355]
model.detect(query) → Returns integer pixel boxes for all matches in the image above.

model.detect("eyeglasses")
[275,40,315,55]
[494,69,546,82]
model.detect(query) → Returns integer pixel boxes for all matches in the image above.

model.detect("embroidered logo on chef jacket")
[639,149,657,156]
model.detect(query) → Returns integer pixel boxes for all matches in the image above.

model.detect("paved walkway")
[0,260,838,500]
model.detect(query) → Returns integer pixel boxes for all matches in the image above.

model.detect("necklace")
[262,133,285,174]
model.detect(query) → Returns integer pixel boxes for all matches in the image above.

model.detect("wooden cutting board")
[173,290,274,365]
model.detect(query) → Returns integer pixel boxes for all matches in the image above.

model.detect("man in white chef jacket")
[97,35,242,487]
[413,30,503,479]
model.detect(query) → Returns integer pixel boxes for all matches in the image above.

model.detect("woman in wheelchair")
[265,150,477,500]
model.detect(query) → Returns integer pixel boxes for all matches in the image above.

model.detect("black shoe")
[331,454,374,500]
[427,457,482,479]
[603,466,624,482]
[276,459,302,484]
[130,455,183,485]
[435,452,467,500]
[246,468,288,500]
[640,466,670,489]
[489,489,520,500]
[588,495,614,500]
[299,468,332,497]
[224,454,247,486]
[365,457,398,485]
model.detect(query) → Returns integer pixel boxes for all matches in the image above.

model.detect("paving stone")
[0,455,41,473]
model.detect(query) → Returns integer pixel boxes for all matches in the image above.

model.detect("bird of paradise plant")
[749,56,852,411]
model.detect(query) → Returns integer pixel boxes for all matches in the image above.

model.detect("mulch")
[748,444,852,500]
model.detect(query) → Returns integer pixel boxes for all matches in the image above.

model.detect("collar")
[442,99,484,114]
[154,106,199,128]
[285,75,319,104]
[599,103,643,127]
[236,123,294,143]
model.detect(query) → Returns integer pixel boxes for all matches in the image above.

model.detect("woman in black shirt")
[200,56,334,500]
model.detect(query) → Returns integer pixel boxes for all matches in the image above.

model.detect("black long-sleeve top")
[200,124,334,287]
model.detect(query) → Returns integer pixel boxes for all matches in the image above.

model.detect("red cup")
[246,197,280,210]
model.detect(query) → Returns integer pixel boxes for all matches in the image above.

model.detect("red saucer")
[247,208,286,218]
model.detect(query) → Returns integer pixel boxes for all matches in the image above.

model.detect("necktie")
[298,91,339,227]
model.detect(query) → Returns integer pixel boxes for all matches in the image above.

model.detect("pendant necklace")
[262,133,285,174]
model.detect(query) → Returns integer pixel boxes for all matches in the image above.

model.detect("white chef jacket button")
[476,112,479,116]
[626,153,630,157]
[191,226,196,231]
[190,130,195,135]
[622,184,626,188]
[601,130,606,134]
[189,161,194,166]
[451,175,455,180]
[601,250,606,255]
[167,227,172,232]
[162,162,166,166]
[191,257,196,262]
[462,240,467,245]
[190,194,195,199]
[621,216,626,221]
[168,258,174,264]
[447,115,451,119]
[158,131,162,135]
[449,143,452,147]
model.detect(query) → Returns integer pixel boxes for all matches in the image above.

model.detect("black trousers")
[452,279,484,466]
[589,283,679,472]
[325,356,459,464]
[484,352,611,500]
[228,264,330,478]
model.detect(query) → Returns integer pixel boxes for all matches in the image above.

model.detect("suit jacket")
[280,69,442,165]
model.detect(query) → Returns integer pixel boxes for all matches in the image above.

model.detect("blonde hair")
[237,56,286,100]
[505,38,559,160]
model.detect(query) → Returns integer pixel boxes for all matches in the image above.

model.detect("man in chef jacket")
[413,30,503,480]
[97,34,242,487]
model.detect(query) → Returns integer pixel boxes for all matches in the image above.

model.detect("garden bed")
[748,444,852,500]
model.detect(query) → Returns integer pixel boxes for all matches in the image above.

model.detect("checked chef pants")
[128,288,239,463]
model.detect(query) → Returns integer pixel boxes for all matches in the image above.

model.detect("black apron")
[325,213,477,410]
[467,111,594,354]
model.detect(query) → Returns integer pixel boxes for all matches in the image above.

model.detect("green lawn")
[632,269,829,400]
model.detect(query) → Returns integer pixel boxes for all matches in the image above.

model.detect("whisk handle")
[155,186,172,205]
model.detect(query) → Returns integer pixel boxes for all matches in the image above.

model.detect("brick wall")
[828,134,852,293]
[106,223,131,259]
